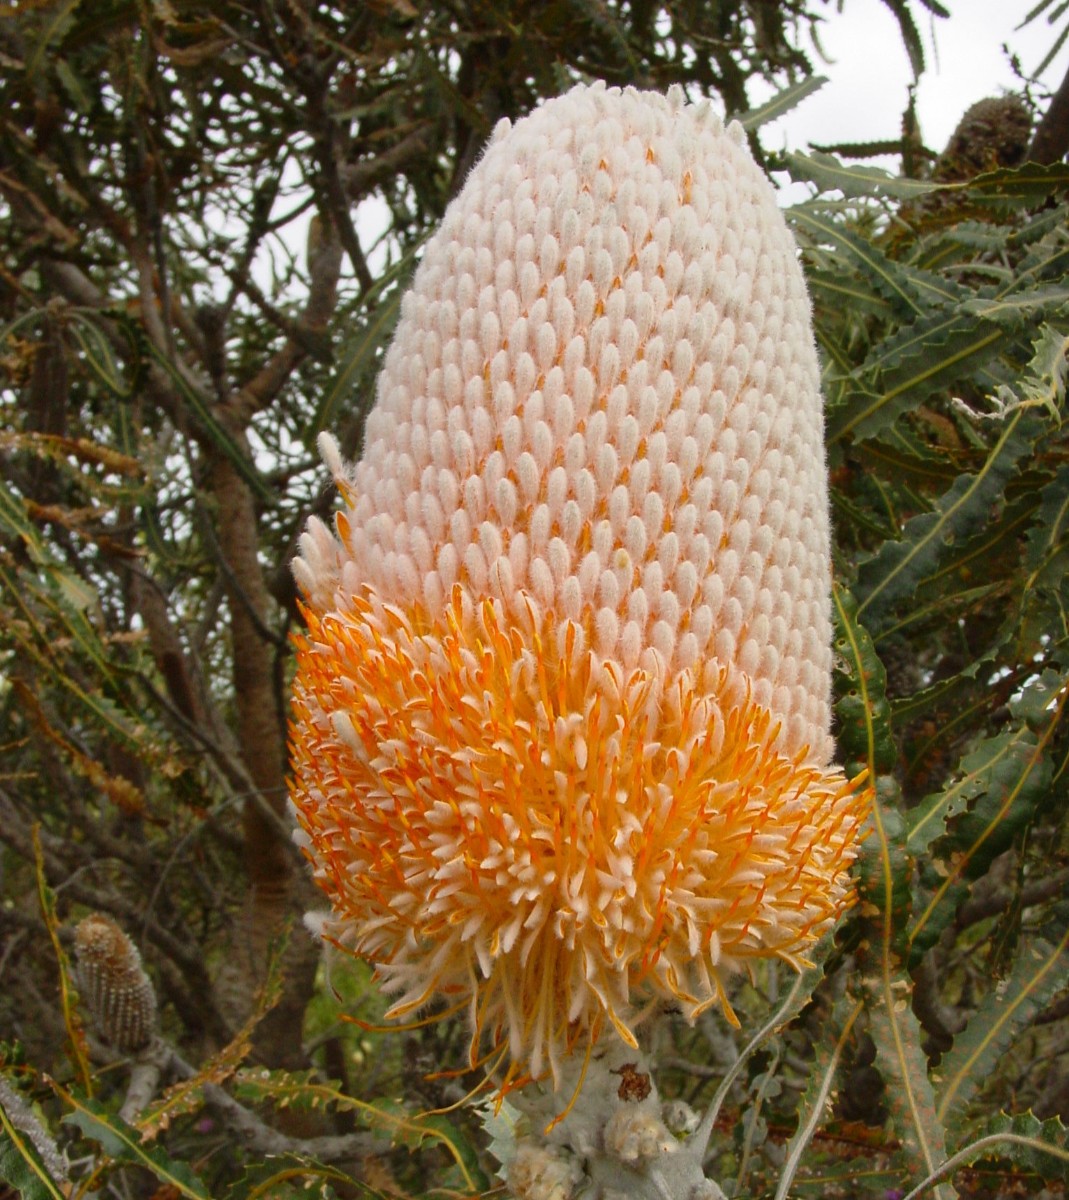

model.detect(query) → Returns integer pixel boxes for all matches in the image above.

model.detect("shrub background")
[2,2,1069,1197]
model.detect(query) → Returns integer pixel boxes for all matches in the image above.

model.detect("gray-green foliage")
[741,141,1069,1197]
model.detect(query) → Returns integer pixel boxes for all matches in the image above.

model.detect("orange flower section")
[290,585,868,1084]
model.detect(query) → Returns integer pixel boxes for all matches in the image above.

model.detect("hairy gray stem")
[499,1037,726,1200]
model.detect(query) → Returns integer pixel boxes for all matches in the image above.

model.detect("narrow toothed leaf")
[785,150,947,200]
[232,1070,489,1192]
[832,591,949,1190]
[856,410,1044,624]
[61,1094,210,1199]
[965,161,1069,211]
[866,973,956,1200]
[736,75,827,130]
[909,674,1063,959]
[935,909,1069,1134]
[952,1111,1069,1182]
[829,316,1009,444]
[790,205,958,316]
[773,996,866,1200]
[1024,464,1069,586]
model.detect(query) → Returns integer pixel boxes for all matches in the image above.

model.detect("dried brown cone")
[904,95,1032,229]
[73,914,157,1054]
[931,94,1032,183]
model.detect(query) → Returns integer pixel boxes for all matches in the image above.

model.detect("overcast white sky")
[347,2,1069,270]
[761,0,1067,157]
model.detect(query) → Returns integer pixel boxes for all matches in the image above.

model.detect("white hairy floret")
[507,1140,584,1200]
[603,1105,677,1165]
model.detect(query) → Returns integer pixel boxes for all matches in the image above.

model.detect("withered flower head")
[289,82,868,1086]
[74,913,157,1054]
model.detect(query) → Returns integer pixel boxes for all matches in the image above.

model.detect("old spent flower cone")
[288,81,869,1088]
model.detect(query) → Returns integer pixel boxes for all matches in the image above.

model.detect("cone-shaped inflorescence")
[289,82,869,1088]
[74,913,157,1054]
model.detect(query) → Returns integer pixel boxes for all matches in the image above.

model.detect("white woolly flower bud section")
[324,80,832,759]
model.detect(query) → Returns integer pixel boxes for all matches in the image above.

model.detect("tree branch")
[233,217,342,417]
[1030,59,1069,164]
[342,122,435,202]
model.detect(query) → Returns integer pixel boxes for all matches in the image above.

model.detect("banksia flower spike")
[74,913,157,1054]
[290,82,869,1088]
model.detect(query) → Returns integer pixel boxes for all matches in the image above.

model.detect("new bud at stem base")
[288,82,870,1090]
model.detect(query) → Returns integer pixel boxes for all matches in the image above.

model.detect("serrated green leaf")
[957,1111,1069,1180]
[905,680,1020,789]
[880,0,944,76]
[365,1099,488,1192]
[935,909,1069,1132]
[0,1102,66,1200]
[830,317,1007,443]
[791,206,927,318]
[1030,5,1069,76]
[833,588,913,970]
[307,241,423,445]
[939,221,1016,252]
[833,586,896,773]
[941,706,1056,877]
[1016,232,1069,293]
[61,1093,211,1199]
[736,75,827,131]
[857,307,994,379]
[773,997,865,1200]
[831,591,949,1190]
[223,1154,356,1200]
[907,498,1035,599]
[859,424,961,484]
[878,584,1003,650]
[832,486,899,541]
[233,1070,488,1193]
[877,581,1004,652]
[859,774,914,956]
[856,410,1043,623]
[809,269,895,318]
[477,1096,521,1171]
[785,150,946,200]
[1025,468,1069,588]
[961,287,1069,327]
[1017,324,1069,417]
[902,1123,1069,1200]
[809,138,914,158]
[1012,209,1069,255]
[910,681,1062,955]
[907,723,1049,858]
[1010,667,1068,725]
[890,656,992,726]
[965,161,1069,210]
[866,972,956,1199]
